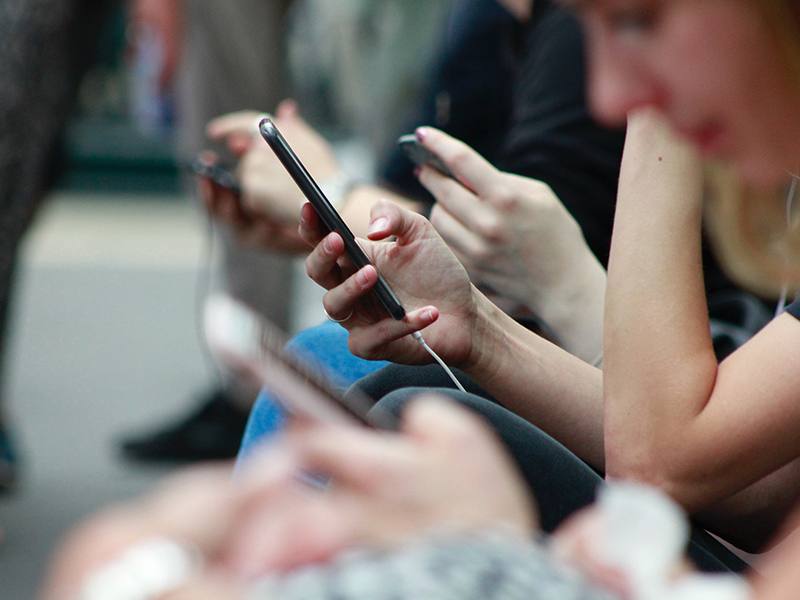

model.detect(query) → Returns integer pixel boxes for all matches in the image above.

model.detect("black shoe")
[0,424,19,494]
[120,390,249,462]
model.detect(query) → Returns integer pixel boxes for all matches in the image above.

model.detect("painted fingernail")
[368,217,389,236]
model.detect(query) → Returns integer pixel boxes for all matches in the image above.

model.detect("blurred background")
[0,1,449,596]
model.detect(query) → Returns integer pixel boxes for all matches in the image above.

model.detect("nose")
[585,37,664,127]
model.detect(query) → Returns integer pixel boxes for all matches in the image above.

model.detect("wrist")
[534,252,607,365]
[318,171,357,210]
[461,288,517,381]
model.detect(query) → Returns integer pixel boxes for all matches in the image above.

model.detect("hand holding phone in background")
[409,127,606,364]
[192,150,308,252]
[207,101,340,226]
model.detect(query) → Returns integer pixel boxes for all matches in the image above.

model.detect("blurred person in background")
[202,0,770,471]
[0,0,121,493]
[119,0,296,463]
[120,0,455,464]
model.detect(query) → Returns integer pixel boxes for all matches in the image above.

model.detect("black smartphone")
[190,155,242,196]
[397,134,456,179]
[259,118,406,321]
[204,294,397,429]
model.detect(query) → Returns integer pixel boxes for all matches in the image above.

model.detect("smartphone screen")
[259,118,406,321]
[205,294,397,429]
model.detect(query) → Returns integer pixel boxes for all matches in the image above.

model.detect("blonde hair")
[704,164,800,298]
[702,0,800,299]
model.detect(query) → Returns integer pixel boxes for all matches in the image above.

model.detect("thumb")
[366,199,433,245]
[401,396,490,448]
[276,99,300,120]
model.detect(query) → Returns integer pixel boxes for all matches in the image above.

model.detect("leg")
[121,0,295,462]
[236,321,390,467]
[366,385,748,573]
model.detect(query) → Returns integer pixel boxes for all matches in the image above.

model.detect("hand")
[197,151,308,253]
[416,128,607,363]
[299,198,483,366]
[228,398,538,573]
[43,399,537,598]
[207,100,340,225]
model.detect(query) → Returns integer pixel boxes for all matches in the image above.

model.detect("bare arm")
[604,109,800,536]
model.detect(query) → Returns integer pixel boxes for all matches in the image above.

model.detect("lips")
[676,122,727,156]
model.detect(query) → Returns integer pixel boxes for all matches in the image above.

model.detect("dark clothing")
[785,298,800,320]
[382,0,625,266]
[350,368,749,574]
[381,0,517,204]
[0,0,118,394]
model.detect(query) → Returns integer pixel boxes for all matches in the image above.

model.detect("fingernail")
[357,268,371,288]
[413,167,422,178]
[415,127,428,141]
[368,217,389,236]
[323,235,334,253]
[421,308,435,322]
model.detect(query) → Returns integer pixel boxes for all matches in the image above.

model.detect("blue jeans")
[236,321,389,466]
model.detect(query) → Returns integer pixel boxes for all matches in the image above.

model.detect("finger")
[346,306,439,361]
[227,135,253,158]
[422,170,504,238]
[212,188,250,230]
[275,98,299,120]
[198,177,217,213]
[206,110,264,139]
[304,231,349,291]
[298,202,329,247]
[419,167,479,224]
[161,575,241,600]
[414,128,502,198]
[429,203,489,262]
[321,265,378,320]
[401,396,499,451]
[285,420,412,490]
[366,198,433,244]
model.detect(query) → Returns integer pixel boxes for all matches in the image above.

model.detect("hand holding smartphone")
[259,118,406,321]
[205,295,396,429]
[190,155,242,196]
[397,134,456,179]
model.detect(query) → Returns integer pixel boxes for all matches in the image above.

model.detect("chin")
[732,155,799,193]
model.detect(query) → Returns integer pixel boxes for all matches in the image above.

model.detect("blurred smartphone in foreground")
[204,294,397,429]
[259,118,406,321]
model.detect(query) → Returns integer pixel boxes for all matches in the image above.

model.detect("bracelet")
[318,171,357,210]
[74,536,203,600]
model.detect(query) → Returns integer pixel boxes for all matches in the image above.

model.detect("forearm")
[463,290,605,470]
[603,110,718,490]
[695,458,800,552]
[534,249,607,367]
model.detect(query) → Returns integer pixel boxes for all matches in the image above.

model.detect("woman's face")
[568,0,800,188]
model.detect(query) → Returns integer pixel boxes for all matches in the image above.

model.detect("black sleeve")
[785,298,800,321]
[379,0,518,202]
[494,4,625,267]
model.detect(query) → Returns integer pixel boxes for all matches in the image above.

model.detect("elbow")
[604,442,690,504]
